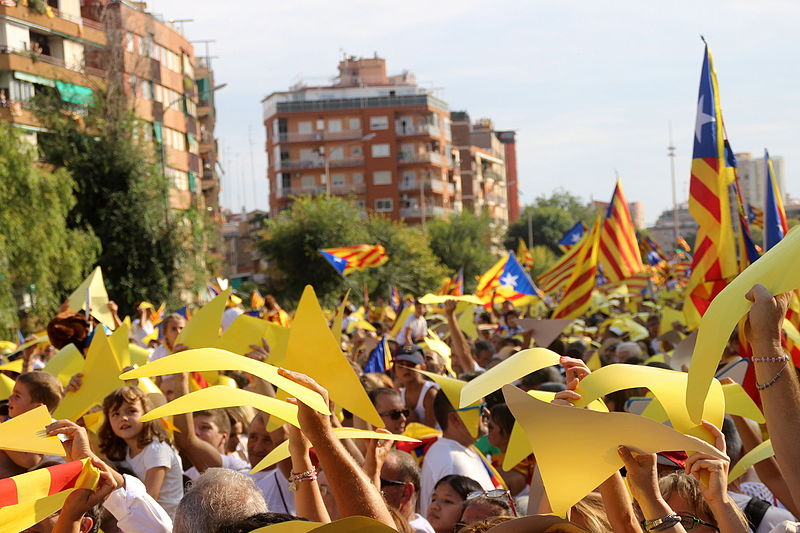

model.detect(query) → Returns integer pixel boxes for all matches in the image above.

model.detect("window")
[370,116,388,130]
[332,174,345,186]
[353,173,364,184]
[402,170,416,187]
[140,80,153,100]
[299,148,315,160]
[349,118,360,130]
[375,198,393,212]
[371,144,390,158]
[329,147,343,160]
[373,171,392,185]
[351,145,362,157]
[126,32,136,53]
[301,175,316,189]
[355,200,366,209]
[166,167,189,190]
[327,119,342,133]
[298,121,312,134]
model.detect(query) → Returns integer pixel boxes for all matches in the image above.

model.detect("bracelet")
[752,355,789,363]
[641,513,681,531]
[756,361,788,391]
[288,466,317,491]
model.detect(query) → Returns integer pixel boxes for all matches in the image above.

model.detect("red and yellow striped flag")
[536,232,590,294]
[598,179,644,283]
[517,238,534,270]
[319,244,389,275]
[553,218,601,319]
[0,458,101,532]
[683,43,738,328]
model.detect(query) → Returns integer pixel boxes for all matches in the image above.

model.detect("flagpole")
[668,122,679,248]
[527,213,533,250]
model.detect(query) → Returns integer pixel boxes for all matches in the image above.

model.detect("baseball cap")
[394,344,425,366]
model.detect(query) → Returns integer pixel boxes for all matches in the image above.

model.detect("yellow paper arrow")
[140,386,301,427]
[573,364,723,442]
[503,384,725,517]
[418,294,484,306]
[215,314,290,360]
[66,266,115,329]
[0,405,65,455]
[250,516,400,533]
[459,348,561,408]
[330,289,350,340]
[390,306,415,339]
[43,344,85,387]
[250,427,420,473]
[728,439,774,483]
[456,301,479,339]
[687,226,800,422]
[120,348,329,415]
[0,373,14,401]
[0,359,23,373]
[502,391,608,471]
[721,382,765,423]
[54,329,124,421]
[412,369,480,437]
[109,321,131,368]
[279,286,383,428]
[175,288,231,349]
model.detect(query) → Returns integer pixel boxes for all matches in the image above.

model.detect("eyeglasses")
[380,477,406,489]
[379,409,410,420]
[677,513,719,531]
[466,489,518,517]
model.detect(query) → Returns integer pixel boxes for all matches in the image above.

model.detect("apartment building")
[195,53,220,221]
[1,1,213,213]
[451,113,510,226]
[222,209,268,284]
[262,54,461,224]
[0,0,106,140]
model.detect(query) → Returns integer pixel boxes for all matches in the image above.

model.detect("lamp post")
[318,133,376,197]
[160,83,227,223]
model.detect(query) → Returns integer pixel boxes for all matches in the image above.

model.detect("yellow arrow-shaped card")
[0,405,65,455]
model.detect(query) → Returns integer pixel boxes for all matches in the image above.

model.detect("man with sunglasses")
[380,450,435,533]
[369,387,409,435]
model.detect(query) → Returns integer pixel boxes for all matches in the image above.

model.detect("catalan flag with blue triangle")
[476,252,544,307]
[389,286,401,313]
[747,204,764,231]
[363,336,391,374]
[763,148,788,251]
[558,221,586,252]
[319,244,389,276]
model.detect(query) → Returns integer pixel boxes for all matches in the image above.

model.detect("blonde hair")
[570,492,611,533]
[459,516,514,533]
[658,472,747,528]
[99,386,168,461]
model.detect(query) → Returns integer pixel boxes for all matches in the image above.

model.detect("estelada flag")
[320,244,389,276]
[517,239,534,270]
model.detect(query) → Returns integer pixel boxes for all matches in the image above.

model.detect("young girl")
[149,313,186,362]
[99,386,183,518]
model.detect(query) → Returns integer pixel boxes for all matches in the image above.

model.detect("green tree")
[364,216,447,298]
[427,211,500,292]
[31,87,205,315]
[530,245,557,279]
[0,123,100,336]
[505,190,596,254]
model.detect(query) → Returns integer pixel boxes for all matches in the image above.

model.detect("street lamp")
[318,133,376,197]
[160,82,227,222]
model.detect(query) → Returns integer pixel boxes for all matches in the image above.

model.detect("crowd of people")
[2,280,800,533]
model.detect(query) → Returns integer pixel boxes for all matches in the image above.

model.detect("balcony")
[395,123,440,137]
[276,186,326,199]
[398,178,452,194]
[400,205,447,219]
[277,157,364,171]
[330,183,366,195]
[274,94,449,116]
[481,169,504,182]
[277,128,363,143]
[397,151,444,165]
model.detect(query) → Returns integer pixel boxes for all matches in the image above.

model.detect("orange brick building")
[262,55,461,224]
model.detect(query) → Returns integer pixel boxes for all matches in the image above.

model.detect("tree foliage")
[427,211,500,292]
[505,189,596,253]
[0,124,100,336]
[31,87,207,316]
[258,196,446,306]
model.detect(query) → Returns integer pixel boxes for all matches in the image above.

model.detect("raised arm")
[170,372,222,472]
[444,300,477,374]
[286,423,330,522]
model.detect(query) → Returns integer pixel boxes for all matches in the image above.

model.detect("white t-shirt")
[419,437,494,515]
[222,307,244,332]
[410,513,435,533]
[149,344,170,362]
[184,453,251,480]
[251,468,295,515]
[123,440,183,519]
[132,319,155,347]
[398,314,427,343]
[730,491,797,533]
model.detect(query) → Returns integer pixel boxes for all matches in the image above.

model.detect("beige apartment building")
[262,54,462,224]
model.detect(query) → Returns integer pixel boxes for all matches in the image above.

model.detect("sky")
[153,0,800,226]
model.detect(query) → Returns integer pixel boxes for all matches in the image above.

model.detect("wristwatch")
[641,513,681,531]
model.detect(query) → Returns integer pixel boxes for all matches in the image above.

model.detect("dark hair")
[547,338,566,355]
[489,403,515,436]
[99,386,168,461]
[434,474,482,500]
[465,494,513,516]
[721,415,742,463]
[16,371,63,413]
[196,408,232,435]
[537,382,566,393]
[217,512,307,532]
[564,341,587,358]
[474,341,494,355]
[389,449,421,493]
[433,389,455,430]
[368,386,400,405]
[521,367,561,390]
[47,312,91,350]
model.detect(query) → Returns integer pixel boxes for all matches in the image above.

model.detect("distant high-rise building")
[262,54,461,224]
[647,203,698,250]
[735,152,786,211]
[451,113,511,226]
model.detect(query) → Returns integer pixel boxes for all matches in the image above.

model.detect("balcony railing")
[276,186,327,199]
[277,157,364,171]
[397,151,443,165]
[331,183,366,194]
[395,123,440,137]
[277,128,363,143]
[400,206,447,218]
[481,169,504,182]
[398,178,452,194]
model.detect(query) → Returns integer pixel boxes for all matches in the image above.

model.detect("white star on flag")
[500,273,518,287]
[695,94,715,143]
[332,256,343,263]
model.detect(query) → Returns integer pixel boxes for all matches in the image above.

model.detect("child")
[149,313,186,362]
[1,371,64,477]
[98,386,183,518]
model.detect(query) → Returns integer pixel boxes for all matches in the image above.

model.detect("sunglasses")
[466,489,518,517]
[380,409,410,420]
[380,477,406,489]
[677,513,719,531]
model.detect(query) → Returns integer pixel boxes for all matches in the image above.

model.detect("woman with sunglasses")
[426,475,482,533]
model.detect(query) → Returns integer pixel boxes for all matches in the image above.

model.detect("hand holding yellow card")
[0,405,65,455]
